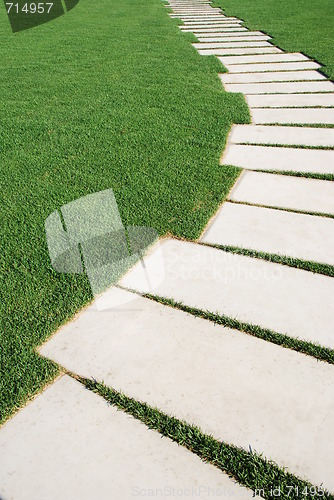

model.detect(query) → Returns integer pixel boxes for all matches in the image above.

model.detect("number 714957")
[6,3,54,14]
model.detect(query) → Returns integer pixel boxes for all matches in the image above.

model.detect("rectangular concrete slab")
[194,41,271,49]
[172,8,220,10]
[170,13,231,16]
[251,108,334,125]
[173,9,221,12]
[40,289,334,493]
[218,53,309,65]
[175,11,223,15]
[181,27,248,32]
[172,16,237,20]
[195,30,268,38]
[221,144,334,174]
[201,202,334,265]
[182,23,243,29]
[220,70,325,83]
[246,93,334,108]
[0,375,252,500]
[196,36,270,43]
[182,18,241,23]
[182,20,242,25]
[229,171,334,215]
[198,47,282,56]
[223,80,334,94]
[118,239,334,348]
[172,8,221,10]
[224,61,321,73]
[229,124,334,147]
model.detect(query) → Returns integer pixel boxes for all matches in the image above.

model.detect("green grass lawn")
[213,0,334,80]
[0,0,249,423]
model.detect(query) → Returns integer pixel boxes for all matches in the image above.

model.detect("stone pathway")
[1,0,334,498]
[0,376,252,499]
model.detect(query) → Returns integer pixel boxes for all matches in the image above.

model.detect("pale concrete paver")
[246,93,334,107]
[196,36,271,43]
[0,375,253,500]
[229,171,334,215]
[182,20,242,25]
[198,47,282,56]
[228,124,334,147]
[194,41,271,49]
[223,61,320,73]
[182,23,243,29]
[223,80,334,94]
[251,107,334,125]
[220,70,325,83]
[40,289,334,493]
[181,27,248,32]
[119,239,334,348]
[170,10,221,13]
[171,8,220,10]
[173,10,222,14]
[222,143,334,174]
[195,30,269,38]
[218,52,309,65]
[171,16,237,20]
[201,202,334,265]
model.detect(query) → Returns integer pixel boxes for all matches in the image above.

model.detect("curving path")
[1,1,333,498]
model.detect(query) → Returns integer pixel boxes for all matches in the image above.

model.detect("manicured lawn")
[0,0,249,422]
[214,0,334,80]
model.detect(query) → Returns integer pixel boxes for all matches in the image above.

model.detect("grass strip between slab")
[198,241,334,278]
[82,377,334,500]
[131,291,334,366]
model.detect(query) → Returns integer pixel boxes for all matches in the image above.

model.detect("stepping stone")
[198,47,282,56]
[201,202,334,266]
[182,20,242,24]
[197,35,271,42]
[171,15,234,18]
[218,52,309,65]
[181,16,237,20]
[221,144,334,174]
[194,41,271,49]
[251,108,334,125]
[223,80,334,94]
[195,30,268,38]
[171,10,219,13]
[40,288,334,492]
[173,10,222,13]
[181,27,248,32]
[246,93,334,108]
[183,23,243,29]
[182,24,243,31]
[118,238,334,347]
[223,60,321,73]
[0,376,254,500]
[220,70,325,84]
[171,16,236,20]
[229,171,334,215]
[229,124,334,147]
